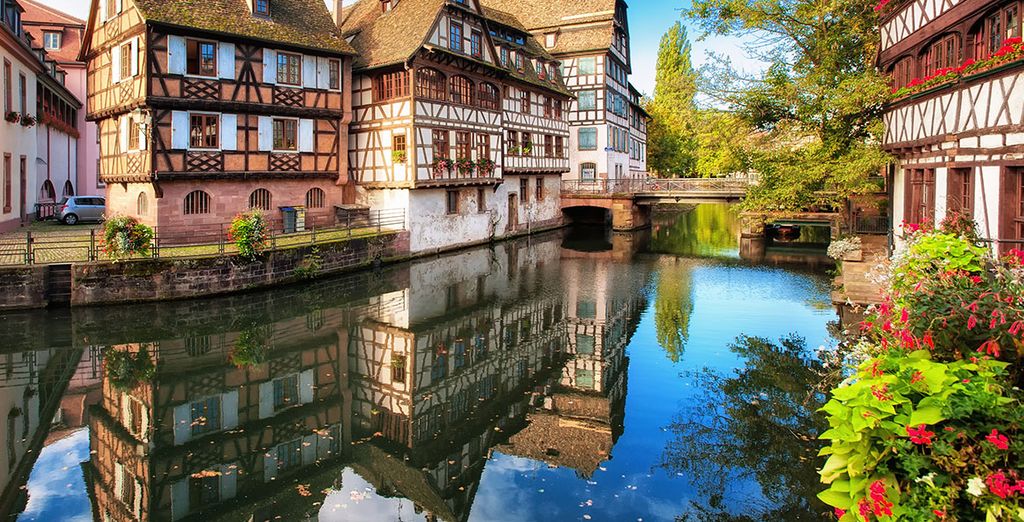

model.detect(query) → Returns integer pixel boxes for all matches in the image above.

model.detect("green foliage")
[230,323,274,368]
[228,210,270,261]
[294,247,323,280]
[103,345,156,390]
[647,22,699,177]
[102,215,154,260]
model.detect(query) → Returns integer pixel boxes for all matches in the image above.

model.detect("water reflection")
[0,204,838,522]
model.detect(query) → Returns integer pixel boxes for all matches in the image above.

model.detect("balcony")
[415,159,501,188]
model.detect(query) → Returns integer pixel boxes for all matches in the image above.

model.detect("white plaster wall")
[408,188,494,253]
[976,165,1003,245]
[933,167,948,226]
[0,53,38,230]
[568,125,609,181]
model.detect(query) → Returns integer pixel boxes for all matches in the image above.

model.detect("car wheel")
[63,214,79,225]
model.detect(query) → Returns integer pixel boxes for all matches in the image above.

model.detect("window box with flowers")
[392,149,407,164]
[891,39,1024,101]
[455,158,475,177]
[477,158,495,176]
[39,113,80,139]
[432,157,453,178]
[19,114,35,127]
[4,111,19,124]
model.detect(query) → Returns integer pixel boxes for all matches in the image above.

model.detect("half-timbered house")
[628,83,649,179]
[880,0,1024,253]
[484,0,646,184]
[79,0,357,230]
[335,0,571,254]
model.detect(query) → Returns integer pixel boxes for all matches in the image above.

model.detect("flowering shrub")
[892,39,1024,100]
[432,157,453,177]
[102,215,154,260]
[455,157,475,176]
[228,210,269,261]
[820,220,1024,520]
[828,236,864,261]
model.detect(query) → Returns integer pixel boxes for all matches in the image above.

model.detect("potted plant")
[19,114,35,127]
[5,111,19,124]
[508,145,521,156]
[102,215,154,260]
[477,158,496,175]
[522,143,533,156]
[455,158,475,177]
[432,157,453,178]
[392,149,407,164]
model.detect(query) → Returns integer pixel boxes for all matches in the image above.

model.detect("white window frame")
[43,31,61,51]
[184,38,219,80]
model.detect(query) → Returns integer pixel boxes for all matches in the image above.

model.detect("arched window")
[478,82,499,111]
[39,180,55,201]
[62,180,74,197]
[890,56,916,89]
[183,190,211,215]
[449,75,473,105]
[415,68,446,101]
[137,192,148,215]
[971,3,1021,60]
[922,33,961,77]
[306,187,326,209]
[249,188,272,210]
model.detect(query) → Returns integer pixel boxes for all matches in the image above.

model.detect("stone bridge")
[560,178,751,230]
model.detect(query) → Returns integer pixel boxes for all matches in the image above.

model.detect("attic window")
[544,33,556,48]
[254,0,269,16]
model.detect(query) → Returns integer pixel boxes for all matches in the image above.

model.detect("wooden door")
[1002,168,1023,254]
[507,194,518,232]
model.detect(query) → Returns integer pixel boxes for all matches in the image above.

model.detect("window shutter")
[170,111,188,150]
[299,369,314,403]
[170,479,189,522]
[301,434,317,465]
[167,35,185,75]
[218,43,235,80]
[115,0,122,15]
[130,37,140,77]
[114,463,124,498]
[140,403,149,439]
[220,114,237,151]
[121,394,131,427]
[316,57,329,89]
[298,119,314,153]
[262,49,276,84]
[257,116,273,152]
[172,402,191,445]
[119,117,129,151]
[133,479,143,516]
[263,451,278,482]
[258,380,274,418]
[302,56,316,88]
[98,0,106,23]
[220,464,237,500]
[221,390,239,429]
[111,45,121,83]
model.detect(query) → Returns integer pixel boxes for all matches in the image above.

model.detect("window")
[190,396,221,436]
[471,30,482,58]
[186,39,217,77]
[189,114,219,149]
[543,97,553,118]
[391,354,407,383]
[273,118,298,150]
[449,75,473,105]
[446,190,459,214]
[249,188,272,210]
[254,0,269,16]
[17,74,24,115]
[137,192,148,215]
[120,42,132,80]
[535,177,544,201]
[276,439,302,472]
[555,136,565,158]
[128,117,141,150]
[40,180,55,201]
[500,47,508,66]
[947,168,974,215]
[891,56,916,90]
[415,68,446,100]
[579,128,597,150]
[520,178,529,203]
[506,130,518,155]
[43,31,60,51]
[106,0,118,19]
[544,135,554,157]
[476,133,489,162]
[975,4,1021,59]
[328,59,341,90]
[521,132,531,156]
[189,473,220,506]
[478,82,499,110]
[520,90,530,114]
[924,34,960,77]
[125,398,144,436]
[4,154,12,213]
[554,99,563,119]
[433,129,449,159]
[477,188,486,213]
[393,134,407,162]
[276,52,301,85]
[306,187,325,208]
[905,169,936,225]
[117,466,135,507]
[579,57,597,75]
[184,335,211,356]
[1002,168,1024,254]
[456,131,471,161]
[578,90,596,110]
[449,22,463,52]
[3,60,10,114]
[273,375,299,411]
[183,190,211,215]
[373,70,408,101]
[580,162,596,181]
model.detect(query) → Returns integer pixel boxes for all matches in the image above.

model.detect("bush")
[102,215,154,260]
[829,236,863,260]
[104,346,156,390]
[228,210,269,261]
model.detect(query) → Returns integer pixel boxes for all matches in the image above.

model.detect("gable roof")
[339,0,445,70]
[480,0,618,55]
[20,0,85,65]
[84,0,355,57]
[19,0,86,27]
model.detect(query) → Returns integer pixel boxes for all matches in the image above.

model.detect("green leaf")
[909,405,944,426]
[818,489,853,509]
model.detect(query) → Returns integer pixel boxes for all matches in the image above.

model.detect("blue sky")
[39,0,759,96]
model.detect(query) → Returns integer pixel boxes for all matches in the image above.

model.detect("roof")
[19,0,85,27]
[339,0,445,69]
[480,0,619,55]
[111,0,355,55]
[20,0,85,65]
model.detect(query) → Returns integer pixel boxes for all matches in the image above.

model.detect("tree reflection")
[663,334,833,521]
[649,204,740,258]
[654,260,694,362]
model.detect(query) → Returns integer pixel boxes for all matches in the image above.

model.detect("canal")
[0,203,838,521]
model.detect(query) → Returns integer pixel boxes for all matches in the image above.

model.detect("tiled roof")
[339,0,445,69]
[19,0,85,27]
[481,0,616,31]
[132,0,355,55]
[20,0,85,65]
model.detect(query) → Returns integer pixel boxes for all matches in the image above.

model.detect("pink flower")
[978,339,1001,358]
[986,472,1015,499]
[986,429,1010,450]
[907,424,935,445]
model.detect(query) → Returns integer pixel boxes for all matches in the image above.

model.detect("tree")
[647,22,699,177]
[687,0,891,210]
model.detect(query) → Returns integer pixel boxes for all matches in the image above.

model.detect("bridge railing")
[561,178,751,196]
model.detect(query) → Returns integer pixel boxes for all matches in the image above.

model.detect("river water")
[0,203,838,521]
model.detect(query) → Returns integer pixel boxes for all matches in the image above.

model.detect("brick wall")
[70,231,410,306]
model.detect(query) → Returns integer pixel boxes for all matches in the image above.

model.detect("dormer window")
[43,31,61,51]
[381,0,393,12]
[254,0,269,16]
[544,33,556,49]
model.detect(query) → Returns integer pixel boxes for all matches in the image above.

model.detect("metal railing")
[561,178,751,196]
[34,202,61,221]
[0,209,406,266]
[853,214,891,235]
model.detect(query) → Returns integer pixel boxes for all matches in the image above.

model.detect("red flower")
[933,510,946,519]
[906,424,935,445]
[869,480,894,517]
[986,429,1010,450]
[1008,248,1024,265]
[978,339,1001,358]
[922,331,934,349]
[835,508,846,519]
[910,371,924,384]
[872,384,892,402]
[967,315,978,330]
[858,499,871,520]
[986,472,1015,499]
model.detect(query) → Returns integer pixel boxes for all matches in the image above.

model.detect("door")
[507,194,518,232]
[18,157,25,223]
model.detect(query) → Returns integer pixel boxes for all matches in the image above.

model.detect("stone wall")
[69,231,409,306]
[0,266,47,310]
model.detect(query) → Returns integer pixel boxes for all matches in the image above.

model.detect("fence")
[561,178,751,195]
[0,209,406,266]
[34,202,61,221]
[853,214,891,235]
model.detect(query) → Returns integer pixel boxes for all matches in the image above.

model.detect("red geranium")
[906,424,935,445]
